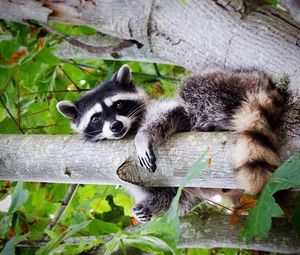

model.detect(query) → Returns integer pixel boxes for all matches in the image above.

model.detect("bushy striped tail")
[232,88,285,194]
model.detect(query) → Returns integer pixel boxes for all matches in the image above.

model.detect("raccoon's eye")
[116,102,123,109]
[91,116,101,123]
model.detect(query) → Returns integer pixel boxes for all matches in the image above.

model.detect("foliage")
[264,0,278,5]
[0,20,186,135]
[243,152,300,239]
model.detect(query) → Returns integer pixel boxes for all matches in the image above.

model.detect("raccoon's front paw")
[137,143,156,172]
[135,135,156,172]
[133,203,153,223]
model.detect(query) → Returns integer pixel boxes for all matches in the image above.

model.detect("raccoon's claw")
[133,203,153,223]
[137,145,156,172]
[135,137,157,172]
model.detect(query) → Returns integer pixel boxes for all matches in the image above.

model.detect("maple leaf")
[37,37,46,50]
[9,47,27,64]
[230,195,257,225]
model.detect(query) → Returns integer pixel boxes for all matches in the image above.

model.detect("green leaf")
[62,236,104,255]
[19,61,40,77]
[123,235,175,253]
[0,118,21,134]
[113,192,135,216]
[36,221,91,255]
[104,237,121,255]
[35,48,60,66]
[244,152,300,239]
[9,182,29,213]
[49,23,97,35]
[187,248,211,255]
[0,214,13,239]
[0,234,27,255]
[88,219,120,235]
[0,39,20,60]
[265,0,278,5]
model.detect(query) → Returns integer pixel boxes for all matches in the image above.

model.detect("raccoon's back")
[179,69,287,194]
[179,69,282,131]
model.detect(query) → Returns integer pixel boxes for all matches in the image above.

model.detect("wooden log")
[0,131,299,189]
[1,0,300,90]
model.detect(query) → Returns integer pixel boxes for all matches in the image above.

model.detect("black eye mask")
[113,100,144,118]
[84,113,104,139]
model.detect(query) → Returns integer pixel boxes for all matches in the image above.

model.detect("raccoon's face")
[56,65,147,141]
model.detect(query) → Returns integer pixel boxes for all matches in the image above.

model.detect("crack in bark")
[223,35,234,68]
[155,31,183,46]
[212,0,244,15]
[128,18,133,38]
[32,21,142,54]
[147,0,156,52]
[68,38,137,54]
[212,0,230,11]
[256,9,300,31]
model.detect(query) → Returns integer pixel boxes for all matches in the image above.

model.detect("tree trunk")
[0,0,300,90]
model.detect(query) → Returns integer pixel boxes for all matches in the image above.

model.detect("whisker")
[127,105,146,119]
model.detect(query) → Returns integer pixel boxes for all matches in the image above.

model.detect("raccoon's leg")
[232,89,286,194]
[127,185,203,222]
[124,184,177,222]
[135,102,190,172]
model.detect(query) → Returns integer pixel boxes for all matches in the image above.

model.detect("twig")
[120,239,128,255]
[36,21,138,54]
[22,123,56,130]
[40,184,79,241]
[22,88,90,96]
[0,97,24,134]
[59,66,82,92]
[21,109,49,118]
[68,59,99,70]
[183,188,234,212]
[67,59,99,77]
[15,68,22,131]
[153,63,161,77]
[68,38,136,54]
[0,76,14,99]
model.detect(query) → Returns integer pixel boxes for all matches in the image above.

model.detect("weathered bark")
[279,0,300,23]
[0,128,299,189]
[0,0,300,90]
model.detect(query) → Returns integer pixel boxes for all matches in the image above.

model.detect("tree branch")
[14,215,300,253]
[1,0,300,89]
[0,117,299,189]
[40,184,79,241]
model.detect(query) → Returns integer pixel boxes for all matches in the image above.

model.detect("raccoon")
[57,64,286,222]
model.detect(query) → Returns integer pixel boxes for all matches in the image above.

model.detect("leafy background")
[0,19,299,254]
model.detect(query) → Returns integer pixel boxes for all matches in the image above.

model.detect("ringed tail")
[232,88,286,194]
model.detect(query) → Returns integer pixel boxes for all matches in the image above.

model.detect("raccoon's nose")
[110,121,123,132]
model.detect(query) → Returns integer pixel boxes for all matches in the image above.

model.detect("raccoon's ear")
[112,64,132,86]
[56,101,77,119]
